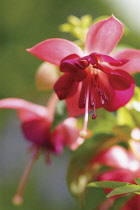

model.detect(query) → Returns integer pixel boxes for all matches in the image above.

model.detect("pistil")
[79,80,90,138]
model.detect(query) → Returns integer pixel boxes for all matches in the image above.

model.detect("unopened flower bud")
[36,62,58,90]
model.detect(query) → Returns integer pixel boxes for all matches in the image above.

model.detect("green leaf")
[51,100,68,130]
[106,185,140,198]
[113,125,131,142]
[110,194,133,210]
[134,178,140,185]
[117,86,140,128]
[84,187,106,210]
[78,109,117,136]
[117,107,135,127]
[66,133,116,206]
[133,73,140,87]
[88,181,131,189]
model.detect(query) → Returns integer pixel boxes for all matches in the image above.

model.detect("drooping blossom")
[0,96,81,204]
[90,142,140,210]
[26,15,140,135]
[0,96,81,154]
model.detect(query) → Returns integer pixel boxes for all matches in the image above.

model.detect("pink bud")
[36,62,59,90]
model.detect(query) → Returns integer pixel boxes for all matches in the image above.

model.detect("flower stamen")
[79,79,90,138]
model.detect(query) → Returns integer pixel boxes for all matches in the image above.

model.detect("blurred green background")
[0,0,140,209]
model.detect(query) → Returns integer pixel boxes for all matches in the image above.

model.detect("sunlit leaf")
[117,107,135,127]
[88,181,131,189]
[117,86,140,128]
[107,185,140,198]
[134,178,140,185]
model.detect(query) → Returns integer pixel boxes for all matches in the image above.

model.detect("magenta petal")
[60,54,80,64]
[93,53,129,66]
[97,71,135,111]
[54,74,78,100]
[60,60,87,82]
[50,130,64,154]
[22,118,51,147]
[27,38,84,66]
[85,15,124,54]
[113,49,140,73]
[107,69,134,90]
[66,83,86,117]
[99,65,134,90]
[0,98,52,147]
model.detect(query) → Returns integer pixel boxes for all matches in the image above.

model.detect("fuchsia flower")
[26,15,140,135]
[91,144,140,209]
[0,97,81,204]
[0,97,80,155]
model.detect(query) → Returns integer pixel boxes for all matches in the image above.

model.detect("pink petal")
[27,38,84,66]
[93,146,130,169]
[113,49,140,73]
[131,128,140,141]
[85,15,124,54]
[49,130,64,154]
[0,98,51,122]
[54,74,78,100]
[54,117,81,150]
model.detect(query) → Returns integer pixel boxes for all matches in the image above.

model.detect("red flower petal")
[107,69,134,90]
[66,83,86,117]
[54,74,78,100]
[85,15,124,54]
[27,38,84,66]
[60,58,87,82]
[122,195,140,210]
[98,71,135,111]
[22,118,51,147]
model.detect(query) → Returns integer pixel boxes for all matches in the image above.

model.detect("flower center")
[60,52,129,138]
[76,54,111,118]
